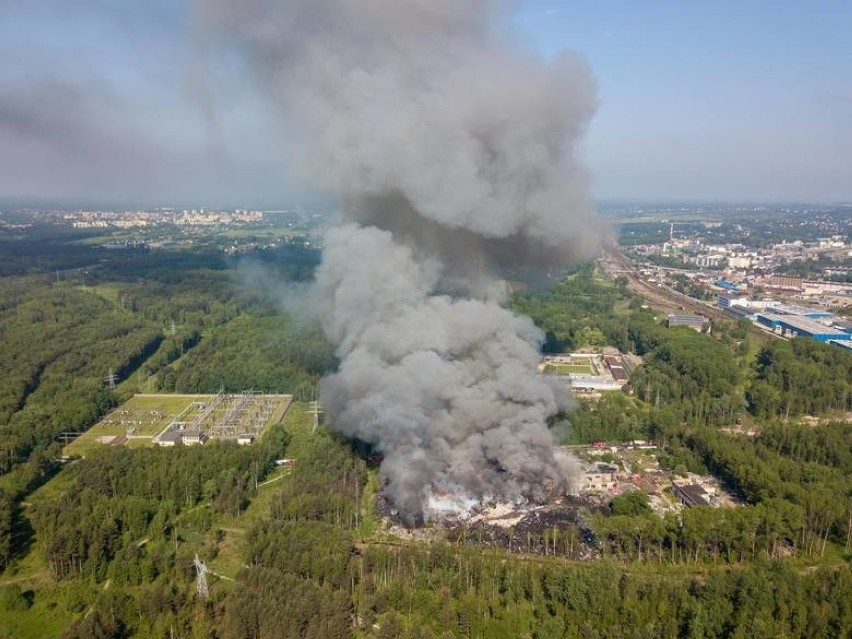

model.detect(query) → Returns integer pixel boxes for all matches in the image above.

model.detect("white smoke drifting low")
[198,0,600,522]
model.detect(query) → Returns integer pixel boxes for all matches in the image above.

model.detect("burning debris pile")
[448,498,604,560]
[201,0,600,522]
[378,490,603,559]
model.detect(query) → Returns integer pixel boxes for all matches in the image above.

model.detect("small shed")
[673,483,710,507]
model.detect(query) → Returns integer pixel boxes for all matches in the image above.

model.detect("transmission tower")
[104,368,118,391]
[170,319,176,336]
[193,554,209,599]
[307,400,323,434]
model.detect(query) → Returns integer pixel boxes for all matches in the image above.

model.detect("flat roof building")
[609,366,628,382]
[755,313,851,342]
[828,339,852,352]
[718,295,779,311]
[714,278,741,292]
[772,304,834,320]
[832,320,852,333]
[156,429,182,447]
[182,430,207,446]
[568,376,625,392]
[673,483,712,507]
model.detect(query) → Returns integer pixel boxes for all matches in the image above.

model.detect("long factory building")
[718,295,851,346]
[754,312,851,342]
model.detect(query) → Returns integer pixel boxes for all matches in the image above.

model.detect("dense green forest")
[33,427,290,581]
[156,312,335,396]
[0,233,333,583]
[1,228,850,638]
[747,339,852,419]
[0,225,113,276]
[30,421,849,639]
[514,266,851,428]
[0,282,163,472]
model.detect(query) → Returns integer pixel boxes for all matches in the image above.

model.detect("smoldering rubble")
[198,0,601,522]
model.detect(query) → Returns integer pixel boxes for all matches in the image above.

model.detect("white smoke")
[198,0,600,522]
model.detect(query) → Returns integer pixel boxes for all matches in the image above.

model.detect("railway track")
[599,243,727,320]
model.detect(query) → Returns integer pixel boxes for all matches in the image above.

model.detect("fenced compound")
[66,392,292,456]
[186,389,226,432]
[211,391,280,438]
[154,392,291,444]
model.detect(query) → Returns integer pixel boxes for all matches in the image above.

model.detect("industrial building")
[568,376,625,392]
[755,313,852,342]
[717,296,834,320]
[603,355,628,382]
[717,295,779,314]
[155,429,182,447]
[827,339,852,352]
[771,304,833,320]
[673,483,714,508]
[714,278,742,292]
[719,296,852,348]
[581,463,619,493]
[539,353,630,392]
[833,320,852,333]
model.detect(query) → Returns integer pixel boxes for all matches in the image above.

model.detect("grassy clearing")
[25,469,75,510]
[64,393,291,458]
[356,469,381,541]
[204,402,311,579]
[81,282,124,306]
[0,579,89,639]
[63,394,210,457]
[613,298,633,316]
[205,469,292,580]
[125,394,210,413]
[545,363,595,375]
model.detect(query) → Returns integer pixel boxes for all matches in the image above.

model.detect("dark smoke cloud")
[199,0,600,521]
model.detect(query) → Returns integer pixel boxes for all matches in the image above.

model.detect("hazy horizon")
[2,1,851,204]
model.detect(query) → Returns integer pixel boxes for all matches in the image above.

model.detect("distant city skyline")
[1,1,851,206]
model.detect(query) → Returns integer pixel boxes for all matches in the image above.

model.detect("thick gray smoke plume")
[199,0,600,521]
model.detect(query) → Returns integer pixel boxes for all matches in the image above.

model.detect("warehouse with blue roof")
[755,313,851,342]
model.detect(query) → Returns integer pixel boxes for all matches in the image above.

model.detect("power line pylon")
[307,400,323,434]
[193,554,209,599]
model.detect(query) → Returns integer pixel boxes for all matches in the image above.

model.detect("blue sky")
[1,1,850,206]
[515,1,852,202]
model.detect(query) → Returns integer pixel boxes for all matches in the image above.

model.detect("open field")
[81,282,124,305]
[541,354,601,377]
[64,393,291,456]
[544,363,595,375]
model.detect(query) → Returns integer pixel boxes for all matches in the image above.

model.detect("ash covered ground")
[377,490,604,560]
